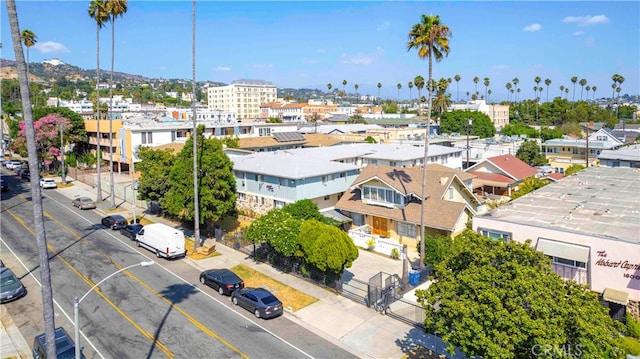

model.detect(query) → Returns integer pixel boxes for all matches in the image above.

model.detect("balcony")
[89,137,115,147]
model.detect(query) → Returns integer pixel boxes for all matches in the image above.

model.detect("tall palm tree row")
[354,83,359,103]
[454,74,461,102]
[106,0,128,208]
[407,14,451,268]
[408,81,414,104]
[512,77,519,103]
[571,76,578,102]
[579,78,587,101]
[544,78,551,102]
[20,29,36,78]
[88,0,109,203]
[377,82,382,102]
[7,1,57,357]
[483,77,489,102]
[396,83,402,101]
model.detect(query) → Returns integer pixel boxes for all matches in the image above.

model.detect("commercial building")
[473,166,640,318]
[207,79,277,120]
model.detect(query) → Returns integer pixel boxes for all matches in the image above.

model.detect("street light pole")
[74,261,154,359]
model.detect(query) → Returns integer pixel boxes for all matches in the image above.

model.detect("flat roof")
[479,167,640,243]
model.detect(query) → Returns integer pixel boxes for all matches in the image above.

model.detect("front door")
[372,216,389,237]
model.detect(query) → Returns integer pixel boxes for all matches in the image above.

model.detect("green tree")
[515,140,547,167]
[220,135,239,148]
[20,29,37,77]
[422,234,452,269]
[564,164,585,176]
[32,107,87,145]
[364,135,377,143]
[511,176,550,200]
[266,117,283,123]
[297,219,359,275]
[417,230,623,358]
[407,14,451,268]
[282,199,340,226]
[136,146,175,203]
[164,125,236,226]
[246,209,302,257]
[439,110,495,138]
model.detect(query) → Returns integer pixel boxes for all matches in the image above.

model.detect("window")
[397,222,416,237]
[274,200,285,209]
[257,174,263,185]
[141,132,147,144]
[171,131,176,142]
[238,193,246,201]
[362,185,404,206]
[479,228,511,241]
[352,213,365,226]
[549,256,587,269]
[279,178,287,186]
[448,187,454,200]
[147,132,153,144]
[324,195,330,200]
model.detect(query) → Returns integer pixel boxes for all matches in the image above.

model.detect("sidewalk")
[2,174,446,359]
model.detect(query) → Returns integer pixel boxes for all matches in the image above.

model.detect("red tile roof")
[486,154,538,180]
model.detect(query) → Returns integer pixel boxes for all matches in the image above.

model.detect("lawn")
[231,264,318,312]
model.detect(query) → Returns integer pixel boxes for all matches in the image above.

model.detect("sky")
[1,1,638,102]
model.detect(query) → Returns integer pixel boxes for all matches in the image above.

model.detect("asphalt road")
[0,169,356,359]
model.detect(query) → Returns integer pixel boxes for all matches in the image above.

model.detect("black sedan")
[101,215,128,230]
[199,269,244,296]
[119,224,144,240]
[0,267,27,303]
[231,287,283,319]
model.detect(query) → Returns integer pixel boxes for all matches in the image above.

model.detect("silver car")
[72,196,97,210]
[0,267,27,303]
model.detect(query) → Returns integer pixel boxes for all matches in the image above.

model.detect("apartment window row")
[141,131,153,144]
[479,228,511,241]
[548,256,587,269]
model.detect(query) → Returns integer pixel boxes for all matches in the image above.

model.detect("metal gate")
[338,277,369,306]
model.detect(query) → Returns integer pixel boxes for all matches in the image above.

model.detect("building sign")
[595,250,640,280]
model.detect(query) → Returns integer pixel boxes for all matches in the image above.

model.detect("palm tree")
[454,74,461,102]
[407,14,451,268]
[20,29,37,78]
[396,83,402,101]
[326,83,332,99]
[505,82,512,103]
[473,76,479,95]
[105,0,128,208]
[614,75,625,112]
[7,1,57,357]
[354,83,359,103]
[570,76,578,102]
[191,0,200,250]
[414,75,425,109]
[408,81,414,104]
[560,85,565,98]
[342,79,347,102]
[585,85,591,100]
[534,76,541,99]
[579,78,587,101]
[544,78,551,102]
[377,82,382,103]
[487,89,492,103]
[512,77,519,102]
[591,85,597,100]
[483,77,489,102]
[564,87,569,99]
[89,0,109,203]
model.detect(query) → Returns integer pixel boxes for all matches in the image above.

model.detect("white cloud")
[523,23,542,32]
[215,66,231,72]
[340,53,373,65]
[33,41,69,54]
[573,30,584,36]
[562,15,609,26]
[302,58,320,65]
[376,21,390,32]
[316,48,326,54]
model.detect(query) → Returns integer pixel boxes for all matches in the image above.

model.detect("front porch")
[348,224,405,257]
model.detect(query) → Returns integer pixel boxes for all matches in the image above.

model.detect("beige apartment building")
[207,79,277,120]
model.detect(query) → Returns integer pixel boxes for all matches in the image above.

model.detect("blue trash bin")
[409,270,420,286]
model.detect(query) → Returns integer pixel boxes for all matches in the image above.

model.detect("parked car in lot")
[0,266,27,303]
[101,214,128,230]
[1,179,8,192]
[32,326,86,359]
[5,160,23,169]
[39,178,57,189]
[120,223,143,240]
[20,169,30,181]
[230,287,283,319]
[200,269,244,295]
[72,196,96,210]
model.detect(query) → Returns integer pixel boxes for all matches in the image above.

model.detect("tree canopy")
[245,209,302,257]
[136,146,175,202]
[516,140,548,167]
[417,230,623,358]
[297,219,359,274]
[439,110,496,138]
[162,125,237,225]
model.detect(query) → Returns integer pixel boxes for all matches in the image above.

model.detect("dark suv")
[101,215,128,230]
[32,326,85,359]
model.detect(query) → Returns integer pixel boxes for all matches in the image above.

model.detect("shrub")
[617,336,640,356]
[628,313,640,339]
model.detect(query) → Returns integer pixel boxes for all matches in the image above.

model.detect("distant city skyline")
[1,1,638,101]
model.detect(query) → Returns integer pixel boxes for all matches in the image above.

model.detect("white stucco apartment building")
[473,166,640,317]
[207,79,277,120]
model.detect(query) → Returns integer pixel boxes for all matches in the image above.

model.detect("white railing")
[348,225,403,257]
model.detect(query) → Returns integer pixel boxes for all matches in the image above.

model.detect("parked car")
[32,326,86,359]
[120,223,143,240]
[199,269,244,295]
[101,215,128,230]
[72,196,97,210]
[39,178,57,189]
[230,287,283,319]
[5,160,23,169]
[15,167,29,177]
[1,179,8,192]
[0,266,27,303]
[20,169,30,181]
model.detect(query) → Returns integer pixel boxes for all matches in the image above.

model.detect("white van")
[136,223,186,259]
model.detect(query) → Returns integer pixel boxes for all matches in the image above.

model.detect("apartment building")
[449,100,510,130]
[207,79,277,120]
[543,128,624,173]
